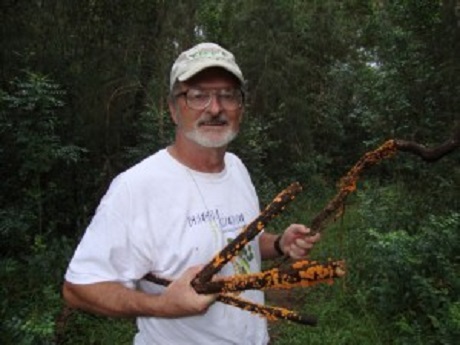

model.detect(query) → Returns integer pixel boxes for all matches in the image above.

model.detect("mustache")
[197,114,229,126]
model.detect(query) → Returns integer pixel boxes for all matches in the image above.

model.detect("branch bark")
[309,140,398,234]
[217,294,317,326]
[142,273,318,326]
[394,125,460,161]
[309,129,460,235]
[191,260,345,294]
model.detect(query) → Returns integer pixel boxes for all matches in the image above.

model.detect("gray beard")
[185,127,238,148]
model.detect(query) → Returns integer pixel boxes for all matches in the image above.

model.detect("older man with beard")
[63,42,320,345]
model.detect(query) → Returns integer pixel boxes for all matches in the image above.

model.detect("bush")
[357,211,460,343]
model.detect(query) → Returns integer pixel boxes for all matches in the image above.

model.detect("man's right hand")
[159,266,217,317]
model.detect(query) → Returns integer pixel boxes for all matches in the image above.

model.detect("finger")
[294,238,314,249]
[290,224,310,235]
[287,245,307,259]
[307,232,321,243]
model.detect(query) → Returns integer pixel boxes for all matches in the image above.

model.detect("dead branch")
[192,260,345,294]
[143,273,317,326]
[308,130,460,235]
[309,140,398,234]
[218,294,317,326]
[192,182,303,285]
[394,126,460,161]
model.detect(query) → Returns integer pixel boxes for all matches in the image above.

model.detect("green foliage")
[123,104,174,166]
[269,228,393,345]
[352,182,460,344]
[0,72,86,254]
[1,72,65,177]
[0,235,72,344]
[232,108,283,204]
[269,183,459,344]
[364,213,460,344]
[356,182,421,232]
[271,293,391,345]
[1,0,459,343]
[59,312,135,345]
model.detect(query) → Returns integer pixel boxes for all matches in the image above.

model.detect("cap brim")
[177,60,244,84]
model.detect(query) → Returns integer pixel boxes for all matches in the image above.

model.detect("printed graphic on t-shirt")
[226,237,254,275]
[186,208,245,234]
[186,208,255,275]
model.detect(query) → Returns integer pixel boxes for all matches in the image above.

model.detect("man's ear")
[238,107,244,124]
[168,100,179,125]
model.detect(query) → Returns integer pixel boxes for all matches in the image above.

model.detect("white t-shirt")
[65,149,269,345]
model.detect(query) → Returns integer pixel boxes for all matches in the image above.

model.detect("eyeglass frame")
[173,87,245,111]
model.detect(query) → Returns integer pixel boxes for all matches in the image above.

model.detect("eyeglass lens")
[186,89,242,110]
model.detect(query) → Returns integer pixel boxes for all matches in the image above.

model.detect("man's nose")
[206,94,223,114]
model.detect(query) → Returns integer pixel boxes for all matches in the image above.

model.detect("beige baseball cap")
[170,42,244,91]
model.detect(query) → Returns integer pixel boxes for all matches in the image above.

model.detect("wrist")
[273,235,285,256]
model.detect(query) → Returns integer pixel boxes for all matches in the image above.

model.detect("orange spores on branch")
[339,139,398,193]
[217,294,317,325]
[193,260,346,294]
[309,140,398,234]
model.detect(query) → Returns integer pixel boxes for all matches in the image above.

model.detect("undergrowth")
[1,182,458,344]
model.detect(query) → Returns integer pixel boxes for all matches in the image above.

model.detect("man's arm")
[62,266,216,318]
[259,232,281,260]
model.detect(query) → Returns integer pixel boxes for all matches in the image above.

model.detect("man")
[63,42,320,345]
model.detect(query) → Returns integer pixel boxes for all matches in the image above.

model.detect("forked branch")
[143,273,318,326]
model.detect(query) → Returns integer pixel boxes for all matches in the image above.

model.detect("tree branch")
[394,126,460,161]
[218,294,317,326]
[192,260,345,294]
[308,129,460,235]
[143,273,318,326]
[309,140,398,234]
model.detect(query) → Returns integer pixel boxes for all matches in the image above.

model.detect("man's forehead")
[182,67,240,87]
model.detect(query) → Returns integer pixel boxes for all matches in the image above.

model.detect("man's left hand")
[279,224,320,259]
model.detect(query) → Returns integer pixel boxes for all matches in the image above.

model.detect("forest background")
[1,0,459,344]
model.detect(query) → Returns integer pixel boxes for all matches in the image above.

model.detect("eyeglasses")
[174,88,244,111]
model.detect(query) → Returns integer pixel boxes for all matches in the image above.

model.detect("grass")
[60,311,136,345]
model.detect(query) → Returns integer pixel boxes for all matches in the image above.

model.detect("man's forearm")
[62,281,163,318]
[63,266,216,318]
[259,232,282,260]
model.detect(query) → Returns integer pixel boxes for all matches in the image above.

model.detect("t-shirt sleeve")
[65,175,152,287]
